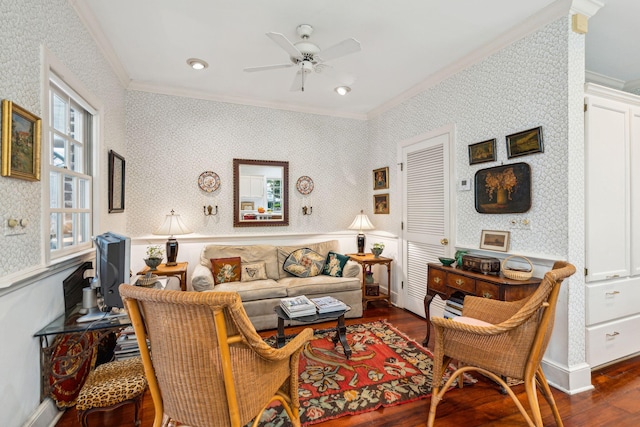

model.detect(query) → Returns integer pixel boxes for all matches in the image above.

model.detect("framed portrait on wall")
[108,150,125,213]
[373,167,389,190]
[1,100,41,181]
[374,193,389,214]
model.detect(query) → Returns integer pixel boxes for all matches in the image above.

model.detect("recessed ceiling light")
[187,58,208,70]
[335,86,351,96]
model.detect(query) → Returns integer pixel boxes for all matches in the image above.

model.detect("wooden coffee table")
[273,304,352,359]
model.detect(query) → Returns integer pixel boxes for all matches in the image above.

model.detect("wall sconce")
[203,205,218,216]
[302,205,313,215]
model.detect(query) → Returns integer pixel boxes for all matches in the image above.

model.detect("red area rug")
[253,319,473,426]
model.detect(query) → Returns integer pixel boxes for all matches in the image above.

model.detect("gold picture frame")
[373,166,389,190]
[240,201,254,210]
[479,230,510,252]
[506,126,543,158]
[1,100,41,181]
[374,193,389,214]
[108,150,125,213]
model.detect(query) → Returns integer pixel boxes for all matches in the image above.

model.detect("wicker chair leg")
[535,367,564,427]
[427,386,441,427]
[524,377,544,427]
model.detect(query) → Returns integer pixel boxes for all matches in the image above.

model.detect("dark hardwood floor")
[56,304,640,426]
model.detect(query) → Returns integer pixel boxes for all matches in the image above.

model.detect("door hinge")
[584,103,588,112]
[398,162,403,171]
[401,221,404,230]
[401,280,404,289]
[584,267,588,276]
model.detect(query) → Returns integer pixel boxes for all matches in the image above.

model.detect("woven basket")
[501,255,533,281]
[137,274,159,288]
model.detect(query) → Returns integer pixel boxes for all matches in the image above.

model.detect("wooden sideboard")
[423,263,542,346]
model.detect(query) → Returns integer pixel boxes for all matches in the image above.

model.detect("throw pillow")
[322,251,350,277]
[240,261,268,282]
[211,257,242,285]
[283,248,325,278]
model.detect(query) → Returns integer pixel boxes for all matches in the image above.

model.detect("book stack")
[310,296,348,314]
[113,326,141,360]
[280,295,317,318]
[444,296,464,319]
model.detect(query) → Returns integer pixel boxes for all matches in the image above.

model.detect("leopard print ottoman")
[76,356,147,427]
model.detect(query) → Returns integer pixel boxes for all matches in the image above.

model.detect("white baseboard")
[22,398,63,427]
[541,359,594,395]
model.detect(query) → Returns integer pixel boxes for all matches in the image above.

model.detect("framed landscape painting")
[468,138,496,165]
[506,126,543,158]
[1,100,41,181]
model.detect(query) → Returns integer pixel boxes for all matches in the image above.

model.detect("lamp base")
[357,233,365,256]
[166,237,179,266]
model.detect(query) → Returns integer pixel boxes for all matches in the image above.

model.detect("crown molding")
[70,0,131,89]
[127,80,368,121]
[623,78,640,92]
[570,0,605,17]
[367,0,572,120]
[585,70,625,89]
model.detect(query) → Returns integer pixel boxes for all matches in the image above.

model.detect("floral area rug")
[249,319,474,426]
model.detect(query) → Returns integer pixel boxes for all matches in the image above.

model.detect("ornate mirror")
[233,159,289,227]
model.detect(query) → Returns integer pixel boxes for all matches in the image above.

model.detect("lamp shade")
[348,210,374,233]
[153,210,192,237]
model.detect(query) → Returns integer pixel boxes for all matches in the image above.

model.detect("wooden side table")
[347,253,392,309]
[137,262,188,291]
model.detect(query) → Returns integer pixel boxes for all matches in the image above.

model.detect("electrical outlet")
[508,218,532,230]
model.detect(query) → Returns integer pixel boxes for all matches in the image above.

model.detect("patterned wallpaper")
[125,92,369,237]
[370,17,571,258]
[0,0,127,277]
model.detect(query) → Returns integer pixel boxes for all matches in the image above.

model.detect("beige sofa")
[191,240,363,330]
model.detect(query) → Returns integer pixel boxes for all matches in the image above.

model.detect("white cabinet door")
[240,176,264,198]
[585,95,630,282]
[631,107,640,277]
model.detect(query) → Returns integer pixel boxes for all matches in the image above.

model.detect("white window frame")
[43,50,102,264]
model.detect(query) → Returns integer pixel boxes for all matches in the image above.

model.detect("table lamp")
[348,210,374,255]
[153,210,192,266]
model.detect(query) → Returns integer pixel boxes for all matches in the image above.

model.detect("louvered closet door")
[401,130,452,317]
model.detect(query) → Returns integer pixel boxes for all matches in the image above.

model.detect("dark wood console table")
[423,263,542,346]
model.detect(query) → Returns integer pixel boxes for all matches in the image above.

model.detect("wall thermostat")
[458,178,471,191]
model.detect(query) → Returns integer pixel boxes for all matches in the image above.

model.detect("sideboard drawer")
[586,276,640,325]
[428,269,447,293]
[476,281,499,299]
[447,273,475,293]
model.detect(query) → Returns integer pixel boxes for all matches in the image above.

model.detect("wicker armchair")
[120,285,313,427]
[427,261,576,427]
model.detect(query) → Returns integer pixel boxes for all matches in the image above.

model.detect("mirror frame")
[233,158,289,227]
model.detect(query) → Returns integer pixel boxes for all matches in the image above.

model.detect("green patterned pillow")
[322,251,350,277]
[283,248,325,278]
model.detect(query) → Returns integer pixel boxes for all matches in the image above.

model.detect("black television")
[94,231,131,309]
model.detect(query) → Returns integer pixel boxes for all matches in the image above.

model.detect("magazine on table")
[280,295,315,311]
[311,296,348,313]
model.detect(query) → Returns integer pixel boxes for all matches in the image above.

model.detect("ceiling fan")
[244,24,361,92]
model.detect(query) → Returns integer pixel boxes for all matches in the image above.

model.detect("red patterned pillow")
[211,257,242,285]
[49,332,98,408]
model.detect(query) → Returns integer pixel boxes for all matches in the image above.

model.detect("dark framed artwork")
[108,150,125,213]
[506,126,543,158]
[474,162,531,214]
[374,193,389,214]
[468,138,496,165]
[1,100,42,181]
[373,167,389,190]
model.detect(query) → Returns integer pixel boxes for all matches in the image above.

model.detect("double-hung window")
[48,75,95,258]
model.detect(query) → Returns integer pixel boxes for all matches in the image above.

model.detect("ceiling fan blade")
[318,38,361,62]
[266,32,303,60]
[244,63,294,72]
[290,70,303,92]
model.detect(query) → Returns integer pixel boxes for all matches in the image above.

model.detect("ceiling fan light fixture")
[335,86,351,96]
[187,58,208,70]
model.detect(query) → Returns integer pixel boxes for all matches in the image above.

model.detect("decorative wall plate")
[296,176,314,195]
[198,171,220,192]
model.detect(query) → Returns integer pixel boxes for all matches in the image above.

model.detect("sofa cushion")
[277,240,341,278]
[211,257,241,285]
[279,275,361,298]
[201,244,280,280]
[240,261,268,282]
[322,251,350,277]
[282,248,325,278]
[211,279,287,302]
